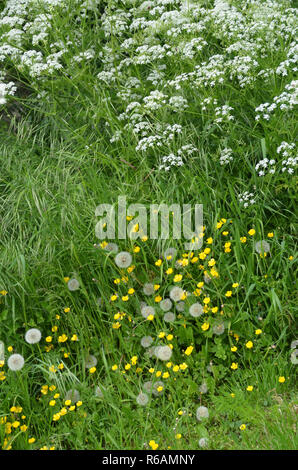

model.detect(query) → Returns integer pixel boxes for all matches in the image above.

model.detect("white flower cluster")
[0,80,17,105]
[219,148,233,165]
[238,191,256,208]
[159,153,184,171]
[255,158,276,176]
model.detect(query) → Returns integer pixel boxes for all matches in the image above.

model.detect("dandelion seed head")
[163,312,176,323]
[85,354,97,369]
[176,301,185,312]
[212,322,225,336]
[68,278,80,291]
[65,389,80,404]
[25,328,42,344]
[141,305,155,318]
[199,437,209,448]
[136,392,149,406]
[169,286,184,302]
[189,303,203,318]
[155,345,172,361]
[160,298,172,312]
[141,336,153,348]
[143,283,155,296]
[7,354,25,371]
[196,406,209,421]
[115,251,132,268]
[255,240,270,254]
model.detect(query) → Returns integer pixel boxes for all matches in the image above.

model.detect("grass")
[0,0,297,451]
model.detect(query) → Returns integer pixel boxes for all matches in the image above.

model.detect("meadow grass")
[0,0,297,451]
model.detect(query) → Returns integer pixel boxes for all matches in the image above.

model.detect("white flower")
[136,392,149,406]
[160,298,172,312]
[24,328,42,344]
[143,283,155,295]
[189,303,203,318]
[255,240,270,254]
[164,312,175,322]
[199,437,209,448]
[155,345,172,361]
[196,406,209,421]
[7,354,25,371]
[115,251,132,268]
[290,349,298,365]
[95,385,105,398]
[84,354,97,369]
[212,322,225,336]
[176,301,185,312]
[169,286,184,302]
[68,278,80,291]
[141,336,153,348]
[65,389,80,403]
[141,305,155,318]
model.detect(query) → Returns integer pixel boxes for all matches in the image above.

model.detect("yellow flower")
[245,341,253,349]
[52,413,61,422]
[231,362,238,370]
[111,364,118,371]
[155,259,162,267]
[208,258,216,267]
[248,229,256,236]
[173,274,183,282]
[175,434,182,439]
[149,368,155,374]
[255,329,262,335]
[20,425,28,432]
[231,346,237,352]
[230,393,235,398]
[149,440,159,450]
[239,424,246,431]
[179,363,188,370]
[76,401,82,407]
[131,356,138,365]
[154,295,162,303]
[133,246,140,253]
[201,322,209,331]
[28,437,36,444]
[49,400,56,407]
[64,307,70,313]
[122,295,129,302]
[124,364,131,370]
[166,268,173,275]
[52,326,58,332]
[167,334,173,341]
[246,386,253,392]
[7,346,13,352]
[172,365,180,372]
[60,408,67,416]
[157,386,163,392]
[110,294,118,301]
[184,346,194,356]
[147,314,154,321]
[0,290,8,296]
[225,291,232,297]
[128,288,135,295]
[12,421,20,428]
[71,334,78,341]
[267,232,274,238]
[89,367,96,374]
[240,236,247,243]
[156,371,161,377]
[65,400,71,406]
[162,372,170,379]
[207,237,213,244]
[203,297,210,304]
[278,376,285,383]
[58,334,68,343]
[232,283,239,288]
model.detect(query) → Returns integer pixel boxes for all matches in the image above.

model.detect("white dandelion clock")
[199,437,209,448]
[290,349,298,365]
[7,354,25,371]
[189,303,203,318]
[212,322,225,336]
[164,312,176,323]
[143,283,155,296]
[65,389,80,403]
[152,381,164,396]
[85,354,97,369]
[25,328,42,344]
[155,345,172,361]
[160,298,172,312]
[68,278,80,291]
[291,340,298,349]
[143,381,153,394]
[176,302,185,312]
[164,247,177,260]
[103,242,118,253]
[0,341,5,362]
[199,383,208,394]
[169,286,184,302]
[145,346,156,359]
[136,392,149,406]
[115,251,132,268]
[196,406,209,421]
[141,305,155,319]
[141,336,153,348]
[255,240,270,255]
